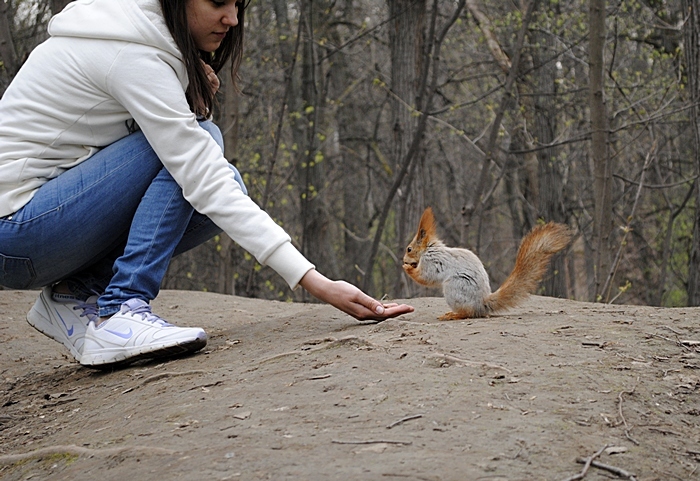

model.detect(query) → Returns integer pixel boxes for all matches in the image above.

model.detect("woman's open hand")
[299,269,414,322]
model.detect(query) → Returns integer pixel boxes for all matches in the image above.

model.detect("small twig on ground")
[188,380,224,391]
[386,414,423,429]
[648,427,682,436]
[140,370,207,386]
[618,381,640,446]
[661,325,684,335]
[649,333,692,351]
[257,350,302,363]
[575,458,638,481]
[433,353,512,373]
[561,445,608,481]
[331,439,412,446]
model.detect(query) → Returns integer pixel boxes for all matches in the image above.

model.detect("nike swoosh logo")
[105,328,133,339]
[54,310,75,337]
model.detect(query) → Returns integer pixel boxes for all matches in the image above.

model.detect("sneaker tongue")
[120,298,171,327]
[122,298,150,313]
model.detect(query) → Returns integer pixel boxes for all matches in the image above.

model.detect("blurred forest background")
[2,0,700,308]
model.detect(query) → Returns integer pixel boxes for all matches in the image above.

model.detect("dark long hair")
[159,0,246,117]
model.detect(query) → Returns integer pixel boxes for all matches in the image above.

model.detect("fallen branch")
[433,353,512,373]
[561,445,607,481]
[257,350,302,364]
[332,439,412,446]
[0,444,175,465]
[140,370,207,386]
[387,414,423,429]
[575,458,638,481]
[648,426,682,436]
[661,325,684,335]
[648,333,692,351]
[617,382,640,446]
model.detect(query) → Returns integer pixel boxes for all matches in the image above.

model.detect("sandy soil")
[1,289,699,481]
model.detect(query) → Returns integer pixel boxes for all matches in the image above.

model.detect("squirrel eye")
[407,247,412,253]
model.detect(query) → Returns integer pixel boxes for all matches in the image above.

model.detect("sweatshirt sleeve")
[104,45,314,289]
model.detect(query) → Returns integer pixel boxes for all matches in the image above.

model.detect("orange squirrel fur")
[402,207,572,320]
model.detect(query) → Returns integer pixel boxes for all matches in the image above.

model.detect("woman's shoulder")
[106,42,188,88]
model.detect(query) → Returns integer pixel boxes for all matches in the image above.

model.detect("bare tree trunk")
[360,0,426,294]
[388,0,423,168]
[0,0,18,81]
[215,234,235,295]
[216,66,241,295]
[362,0,465,293]
[296,0,338,281]
[50,0,72,15]
[531,2,567,297]
[589,0,612,301]
[684,0,700,305]
[460,0,536,243]
[242,0,302,297]
[325,0,371,287]
[388,0,425,296]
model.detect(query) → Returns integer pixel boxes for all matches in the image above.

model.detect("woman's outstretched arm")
[299,269,414,322]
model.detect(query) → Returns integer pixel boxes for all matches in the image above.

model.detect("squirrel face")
[402,246,419,277]
[402,251,425,285]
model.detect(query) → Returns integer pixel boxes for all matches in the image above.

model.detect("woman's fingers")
[201,60,220,94]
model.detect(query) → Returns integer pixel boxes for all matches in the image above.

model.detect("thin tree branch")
[460,0,537,243]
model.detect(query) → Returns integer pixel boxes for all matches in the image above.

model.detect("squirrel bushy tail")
[484,222,572,314]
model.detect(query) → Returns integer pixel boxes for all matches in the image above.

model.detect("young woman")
[0,0,413,367]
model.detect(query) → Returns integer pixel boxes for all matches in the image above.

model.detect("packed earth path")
[1,289,699,480]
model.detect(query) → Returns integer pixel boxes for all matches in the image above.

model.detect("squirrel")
[402,207,572,320]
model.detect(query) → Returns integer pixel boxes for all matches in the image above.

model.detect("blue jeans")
[0,121,246,317]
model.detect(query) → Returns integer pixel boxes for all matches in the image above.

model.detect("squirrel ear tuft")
[417,207,437,244]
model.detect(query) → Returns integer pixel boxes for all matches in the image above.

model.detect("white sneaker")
[80,298,207,367]
[27,286,99,362]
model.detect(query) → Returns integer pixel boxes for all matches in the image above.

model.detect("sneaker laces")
[74,300,99,324]
[122,299,173,327]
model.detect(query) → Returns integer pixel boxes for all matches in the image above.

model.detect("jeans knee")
[198,120,224,151]
[197,121,247,195]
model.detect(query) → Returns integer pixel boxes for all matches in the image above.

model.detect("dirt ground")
[1,289,699,481]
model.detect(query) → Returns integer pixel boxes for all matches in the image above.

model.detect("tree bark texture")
[589,0,612,301]
[684,0,700,305]
[0,0,18,81]
[460,0,536,244]
[297,0,339,281]
[531,1,568,297]
[50,0,71,14]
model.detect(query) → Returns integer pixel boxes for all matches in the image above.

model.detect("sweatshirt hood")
[48,0,180,59]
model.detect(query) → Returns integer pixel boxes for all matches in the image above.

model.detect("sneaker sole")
[80,336,207,369]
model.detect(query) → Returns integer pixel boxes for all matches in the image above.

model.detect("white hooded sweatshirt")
[0,0,314,289]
